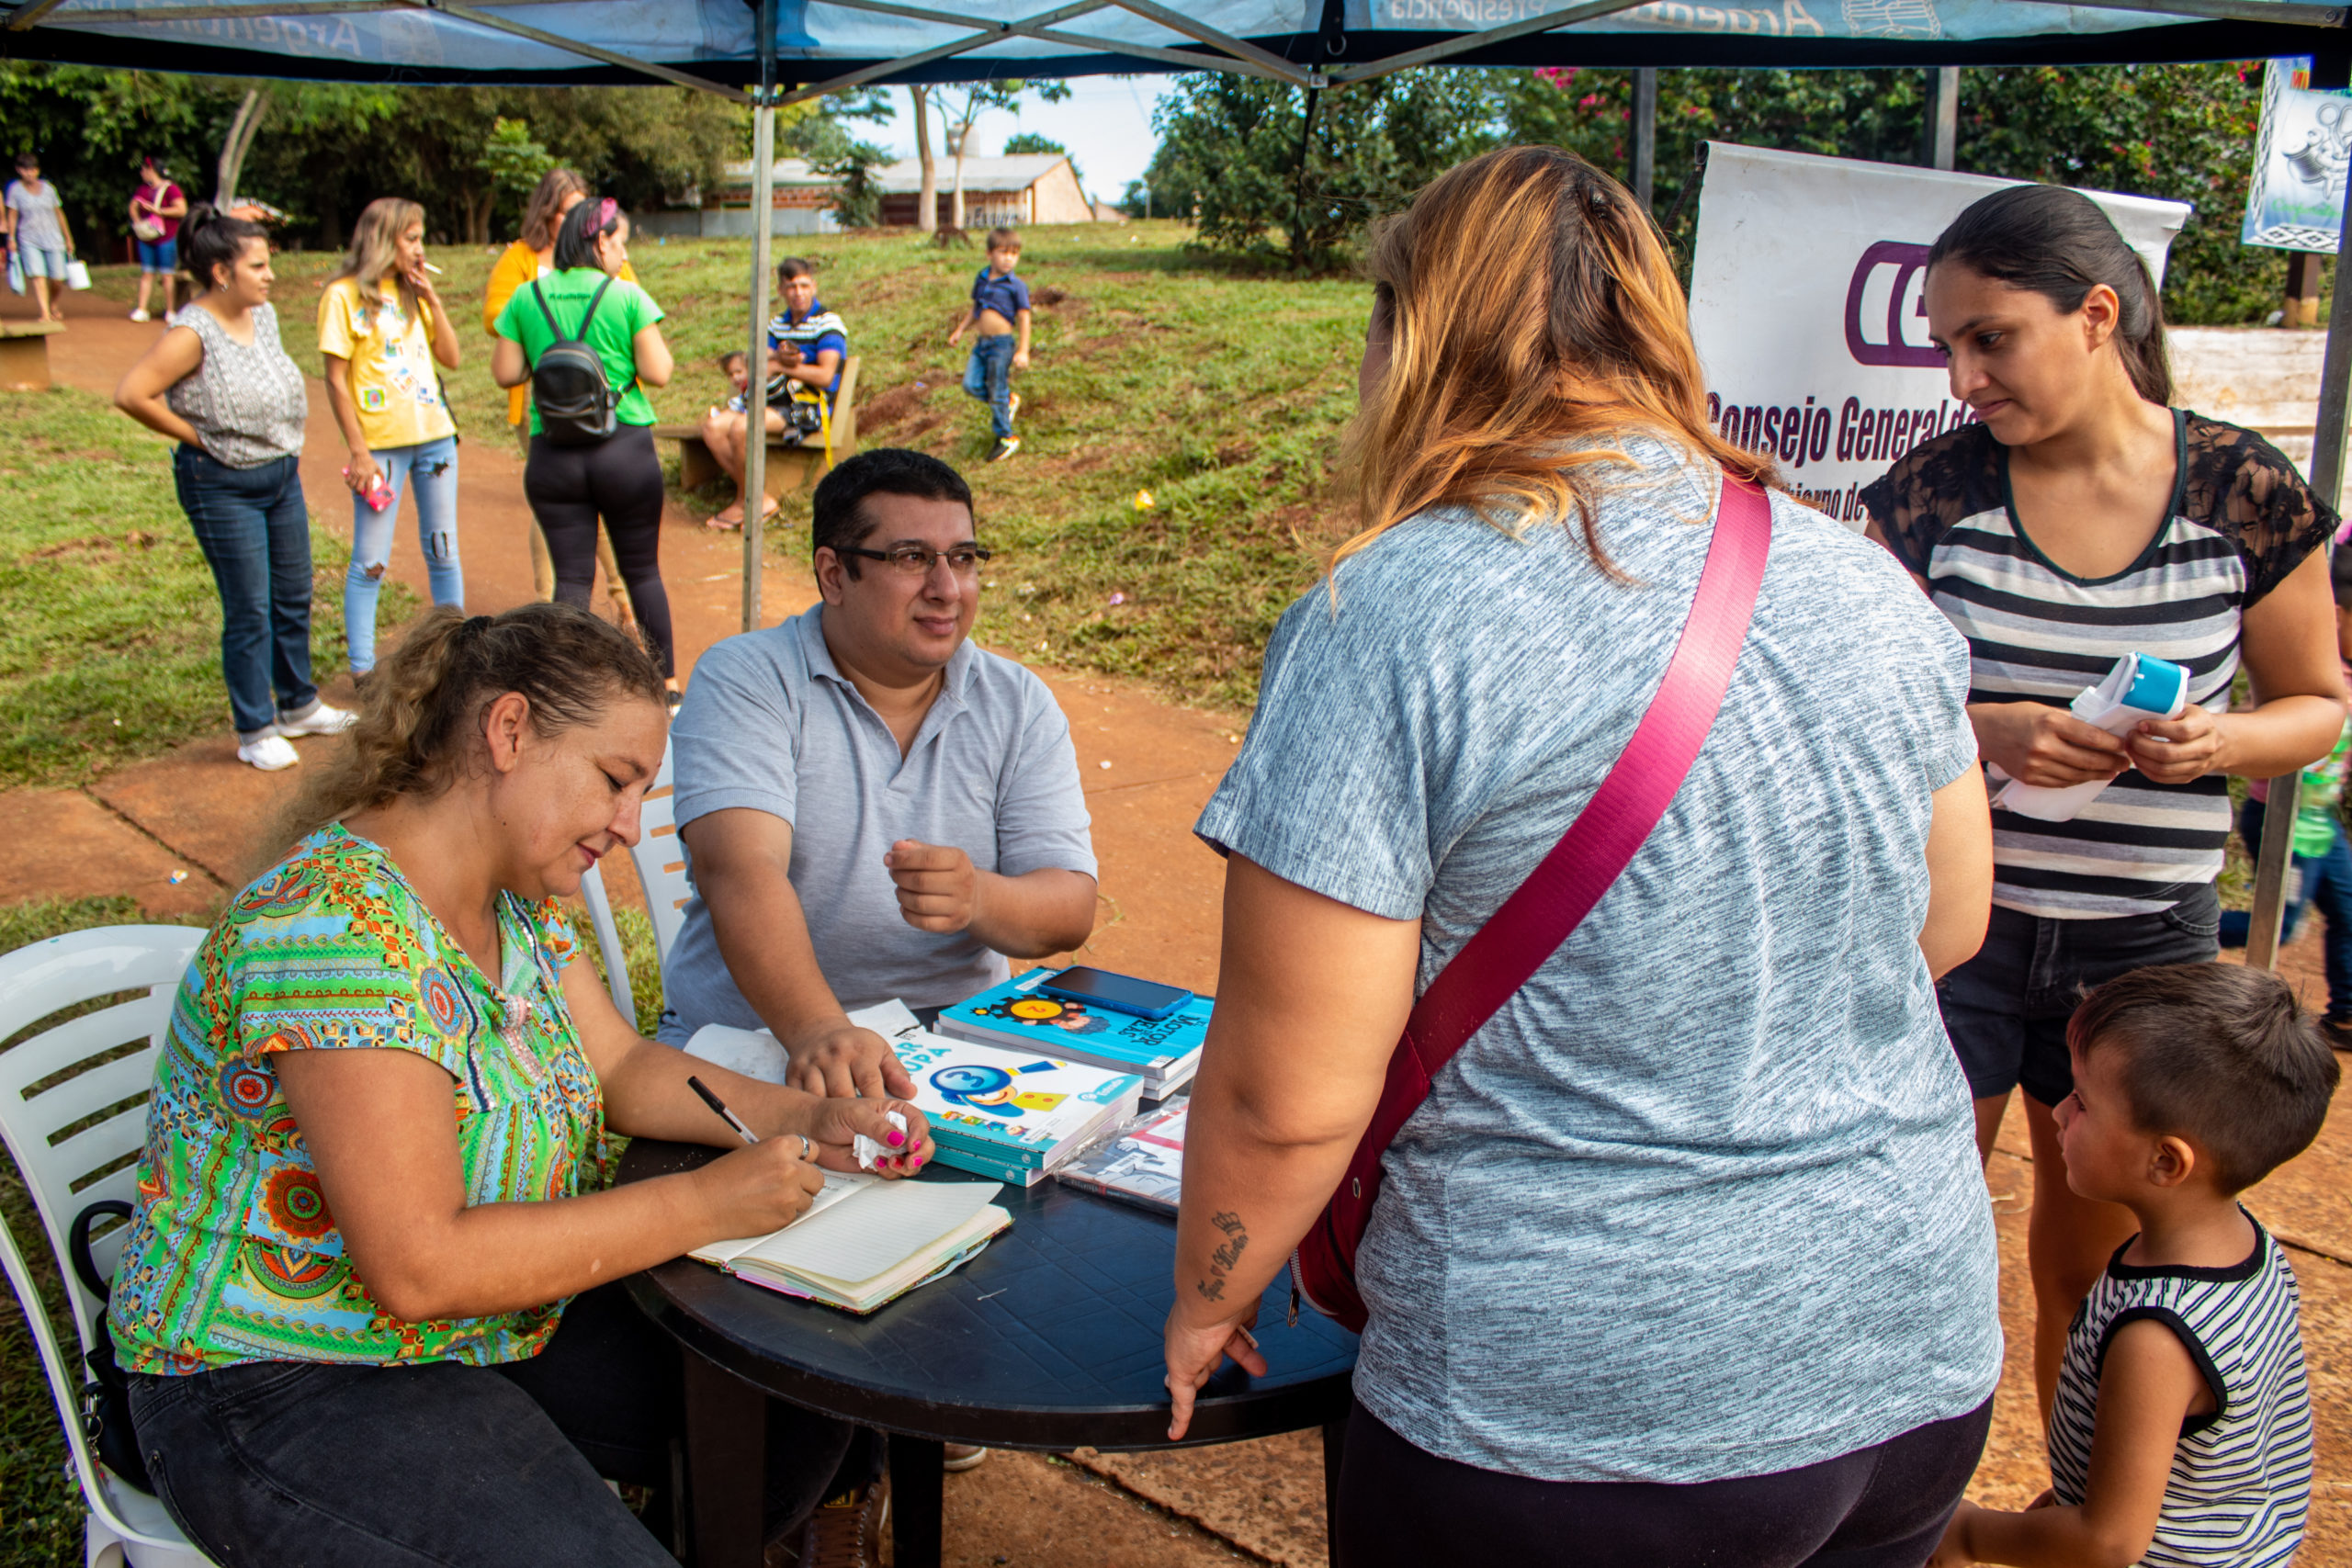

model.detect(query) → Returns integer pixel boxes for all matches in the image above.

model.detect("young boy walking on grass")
[1933,962,2335,1568]
[949,226,1031,462]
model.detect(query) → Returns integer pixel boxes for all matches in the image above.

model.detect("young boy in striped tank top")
[1932,963,2335,1567]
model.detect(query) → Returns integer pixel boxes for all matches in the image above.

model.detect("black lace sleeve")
[2179,414,2337,604]
[1856,424,2005,580]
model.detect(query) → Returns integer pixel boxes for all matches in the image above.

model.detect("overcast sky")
[871,76,1181,206]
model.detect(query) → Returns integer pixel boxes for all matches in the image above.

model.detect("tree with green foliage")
[927,82,1070,229]
[1146,68,1504,271]
[778,89,894,228]
[1493,62,2290,325]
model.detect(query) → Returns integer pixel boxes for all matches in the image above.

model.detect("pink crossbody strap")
[1295,471,1773,1331]
[1396,470,1773,1078]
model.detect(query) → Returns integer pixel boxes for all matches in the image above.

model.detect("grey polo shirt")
[659,604,1097,1036]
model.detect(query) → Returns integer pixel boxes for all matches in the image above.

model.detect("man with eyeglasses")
[662,444,1097,1087]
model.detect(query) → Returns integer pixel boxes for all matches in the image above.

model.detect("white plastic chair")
[627,741,694,964]
[0,924,217,1567]
[575,862,636,1025]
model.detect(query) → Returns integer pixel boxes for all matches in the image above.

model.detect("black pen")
[687,1076,760,1145]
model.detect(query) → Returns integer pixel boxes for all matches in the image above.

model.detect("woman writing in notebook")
[1857,185,2343,1426]
[108,603,933,1568]
[1165,146,2002,1564]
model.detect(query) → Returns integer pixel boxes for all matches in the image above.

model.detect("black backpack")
[528,276,623,446]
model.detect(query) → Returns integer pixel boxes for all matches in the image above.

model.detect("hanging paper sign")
[2244,58,2352,253]
[1687,142,2189,527]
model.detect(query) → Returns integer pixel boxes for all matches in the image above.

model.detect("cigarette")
[422,262,443,275]
[1234,1325,1259,1350]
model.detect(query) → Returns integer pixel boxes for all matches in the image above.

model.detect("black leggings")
[526,424,673,676]
[1335,1395,1992,1568]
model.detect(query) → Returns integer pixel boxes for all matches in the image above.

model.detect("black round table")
[618,1138,1360,1568]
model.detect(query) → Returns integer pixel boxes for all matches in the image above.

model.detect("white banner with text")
[1688,143,2189,527]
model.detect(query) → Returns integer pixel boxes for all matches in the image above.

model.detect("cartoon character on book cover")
[929,1060,1069,1118]
[968,995,1113,1035]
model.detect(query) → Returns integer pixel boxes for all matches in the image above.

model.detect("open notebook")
[689,1170,1010,1314]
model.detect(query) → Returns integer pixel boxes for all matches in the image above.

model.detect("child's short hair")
[718,349,747,373]
[2068,963,2338,1191]
[777,255,815,283]
[987,227,1021,253]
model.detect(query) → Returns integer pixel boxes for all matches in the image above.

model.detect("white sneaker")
[130,308,151,323]
[277,702,357,738]
[238,734,300,772]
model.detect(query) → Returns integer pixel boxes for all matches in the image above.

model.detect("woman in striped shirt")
[1860,183,2343,1423]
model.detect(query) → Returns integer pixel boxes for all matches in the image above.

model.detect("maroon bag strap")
[1356,471,1774,1155]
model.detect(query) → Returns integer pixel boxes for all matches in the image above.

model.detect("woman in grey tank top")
[114,205,354,772]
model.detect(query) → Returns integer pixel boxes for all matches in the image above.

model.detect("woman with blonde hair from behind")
[1162,145,2003,1564]
[320,196,465,680]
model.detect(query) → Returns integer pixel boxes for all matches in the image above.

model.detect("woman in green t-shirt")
[492,197,680,706]
[113,602,933,1566]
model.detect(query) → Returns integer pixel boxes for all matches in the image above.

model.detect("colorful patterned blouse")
[109,824,609,1374]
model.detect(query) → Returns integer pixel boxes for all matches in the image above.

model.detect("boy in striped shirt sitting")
[1932,963,2335,1567]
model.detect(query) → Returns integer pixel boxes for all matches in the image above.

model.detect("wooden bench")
[0,320,63,391]
[654,355,861,502]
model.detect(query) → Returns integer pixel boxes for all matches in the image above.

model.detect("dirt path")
[9,288,2352,1565]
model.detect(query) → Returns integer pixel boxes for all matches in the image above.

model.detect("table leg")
[888,1434,945,1568]
[683,1350,767,1568]
[1321,1416,1349,1568]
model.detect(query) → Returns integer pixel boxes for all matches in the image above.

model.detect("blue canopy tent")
[5,0,2345,962]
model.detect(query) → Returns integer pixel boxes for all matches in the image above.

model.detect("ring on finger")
[798,1134,814,1161]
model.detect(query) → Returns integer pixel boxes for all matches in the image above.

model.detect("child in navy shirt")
[949,226,1032,461]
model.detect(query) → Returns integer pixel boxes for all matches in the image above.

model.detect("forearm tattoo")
[1196,1210,1249,1303]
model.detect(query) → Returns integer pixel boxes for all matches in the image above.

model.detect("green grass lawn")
[0,386,413,790]
[136,221,1369,716]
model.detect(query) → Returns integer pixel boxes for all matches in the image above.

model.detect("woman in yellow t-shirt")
[320,197,464,680]
[484,168,636,624]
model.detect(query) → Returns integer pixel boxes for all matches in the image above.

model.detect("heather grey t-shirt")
[1195,437,2001,1483]
[661,605,1097,1034]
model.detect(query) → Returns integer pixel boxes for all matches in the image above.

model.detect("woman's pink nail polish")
[888,1129,906,1146]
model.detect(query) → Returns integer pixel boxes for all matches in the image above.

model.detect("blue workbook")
[935,971,1209,1097]
[886,1025,1143,1186]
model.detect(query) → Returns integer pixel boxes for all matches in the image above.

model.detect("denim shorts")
[136,236,177,271]
[17,244,67,280]
[1936,885,2222,1105]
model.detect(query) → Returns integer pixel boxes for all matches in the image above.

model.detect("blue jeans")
[1937,886,2221,1105]
[963,333,1016,439]
[171,447,320,741]
[345,434,462,673]
[2221,798,2352,1020]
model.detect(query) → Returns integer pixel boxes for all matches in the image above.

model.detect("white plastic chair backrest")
[0,924,201,1359]
[575,863,636,1026]
[628,741,693,965]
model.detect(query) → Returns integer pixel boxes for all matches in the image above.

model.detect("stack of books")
[850,1000,1144,1185]
[935,971,1210,1100]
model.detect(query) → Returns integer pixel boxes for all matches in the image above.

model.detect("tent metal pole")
[1631,67,1657,208]
[2253,175,2352,967]
[1107,0,1314,81]
[810,0,1297,80]
[773,0,1109,108]
[432,2,754,98]
[743,0,777,634]
[1931,66,1958,169]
